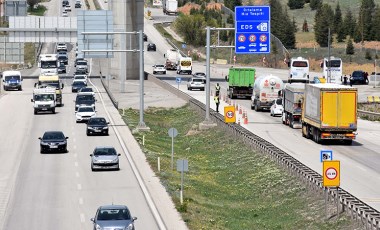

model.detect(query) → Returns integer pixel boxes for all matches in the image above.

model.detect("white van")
[288,57,309,83]
[2,70,23,91]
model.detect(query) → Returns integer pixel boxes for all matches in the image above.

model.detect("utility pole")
[327,28,331,83]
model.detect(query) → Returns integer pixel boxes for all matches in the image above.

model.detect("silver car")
[91,205,137,230]
[90,146,120,171]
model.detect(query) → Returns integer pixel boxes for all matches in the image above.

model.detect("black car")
[39,131,68,153]
[143,33,147,42]
[72,81,87,93]
[62,0,69,6]
[75,93,96,110]
[57,52,68,65]
[351,70,367,85]
[91,205,137,230]
[87,117,109,136]
[58,62,66,74]
[147,43,156,51]
[75,2,81,8]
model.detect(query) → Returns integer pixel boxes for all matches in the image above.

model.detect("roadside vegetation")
[121,106,361,229]
[24,43,36,66]
[27,5,47,16]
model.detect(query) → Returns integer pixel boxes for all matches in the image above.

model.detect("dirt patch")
[178,2,223,15]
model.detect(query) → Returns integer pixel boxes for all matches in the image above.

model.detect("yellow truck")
[301,84,357,144]
[36,75,64,106]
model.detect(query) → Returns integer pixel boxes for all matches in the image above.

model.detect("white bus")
[288,57,309,83]
[321,56,343,84]
[38,54,59,75]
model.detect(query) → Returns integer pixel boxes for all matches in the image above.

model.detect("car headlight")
[111,158,118,163]
[58,141,66,145]
[95,224,102,230]
[91,114,96,117]
[93,158,99,163]
[40,142,49,145]
[76,104,80,108]
[87,127,94,130]
[127,223,134,230]
[103,126,108,130]
[76,114,82,118]
[91,104,95,107]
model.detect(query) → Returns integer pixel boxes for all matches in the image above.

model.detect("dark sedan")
[39,131,68,153]
[87,117,109,136]
[91,205,137,230]
[147,43,156,51]
[72,81,87,92]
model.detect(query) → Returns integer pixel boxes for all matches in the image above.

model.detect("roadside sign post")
[322,160,340,220]
[224,106,236,123]
[176,159,189,205]
[176,77,181,89]
[168,127,178,170]
[235,6,270,54]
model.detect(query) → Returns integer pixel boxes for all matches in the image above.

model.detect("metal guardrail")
[358,109,380,121]
[147,74,380,229]
[165,38,187,57]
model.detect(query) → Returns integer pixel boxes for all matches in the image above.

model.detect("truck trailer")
[282,83,305,128]
[163,0,178,15]
[164,49,180,70]
[225,67,255,99]
[301,84,357,144]
[251,75,284,111]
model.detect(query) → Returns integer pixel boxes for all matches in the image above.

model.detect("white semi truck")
[38,54,59,75]
[288,57,309,83]
[281,83,305,128]
[163,0,178,15]
[251,75,284,111]
[164,49,181,70]
[31,87,57,114]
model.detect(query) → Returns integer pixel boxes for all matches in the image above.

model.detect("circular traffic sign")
[259,34,267,42]
[238,34,246,42]
[226,110,234,118]
[249,34,256,42]
[168,127,178,137]
[325,167,337,180]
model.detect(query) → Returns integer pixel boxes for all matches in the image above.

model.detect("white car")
[56,43,67,52]
[153,64,166,74]
[78,87,95,96]
[270,98,283,117]
[62,11,68,17]
[75,106,96,123]
[64,4,71,11]
[73,75,88,84]
[187,77,205,91]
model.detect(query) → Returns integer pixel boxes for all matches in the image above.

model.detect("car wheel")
[40,148,44,154]
[91,164,95,171]
[86,130,90,136]
[164,72,166,74]
[153,71,156,74]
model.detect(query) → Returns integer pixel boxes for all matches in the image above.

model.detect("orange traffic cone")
[235,103,238,110]
[239,106,242,115]
[244,113,248,124]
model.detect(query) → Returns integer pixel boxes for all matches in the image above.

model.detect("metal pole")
[327,28,331,83]
[325,189,328,219]
[375,59,377,88]
[180,161,184,205]
[336,187,339,220]
[120,34,126,92]
[205,26,211,121]
[171,135,174,170]
[137,30,148,130]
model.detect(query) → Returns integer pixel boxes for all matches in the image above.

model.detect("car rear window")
[193,78,204,83]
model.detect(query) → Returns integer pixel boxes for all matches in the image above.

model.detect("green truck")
[225,67,255,99]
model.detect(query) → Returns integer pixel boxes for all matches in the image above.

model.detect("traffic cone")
[244,112,248,124]
[238,118,241,125]
[239,105,242,115]
[235,103,238,110]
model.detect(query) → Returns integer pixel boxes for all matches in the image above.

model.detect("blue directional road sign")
[320,150,333,162]
[176,77,181,83]
[235,6,270,54]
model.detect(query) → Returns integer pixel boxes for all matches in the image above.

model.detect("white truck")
[176,57,192,75]
[2,70,22,91]
[281,83,305,128]
[251,75,284,111]
[31,87,57,114]
[288,57,309,83]
[163,0,178,15]
[164,49,180,70]
[320,56,343,84]
[38,54,59,75]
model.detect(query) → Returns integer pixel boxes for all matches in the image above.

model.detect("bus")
[321,56,343,84]
[36,75,64,106]
[38,54,59,75]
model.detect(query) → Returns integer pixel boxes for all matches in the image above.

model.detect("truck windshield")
[181,61,191,66]
[325,60,341,68]
[292,61,308,67]
[39,82,60,89]
[76,95,94,102]
[4,76,21,81]
[41,61,58,68]
[34,94,54,101]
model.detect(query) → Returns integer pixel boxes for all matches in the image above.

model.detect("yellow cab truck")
[301,83,357,145]
[35,75,64,106]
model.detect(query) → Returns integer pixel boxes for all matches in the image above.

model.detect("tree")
[314,4,334,47]
[288,0,304,10]
[270,0,296,49]
[310,0,322,11]
[346,37,355,55]
[343,9,356,38]
[27,0,40,10]
[372,6,380,40]
[357,0,376,42]
[333,2,342,34]
[224,0,241,11]
[302,19,309,32]
[365,50,372,60]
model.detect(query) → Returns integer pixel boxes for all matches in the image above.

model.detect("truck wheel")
[52,108,56,114]
[255,101,260,112]
[289,116,293,128]
[34,109,37,115]
[302,124,309,139]
[251,103,254,110]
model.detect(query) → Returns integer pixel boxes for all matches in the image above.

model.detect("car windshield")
[80,88,93,92]
[73,81,86,86]
[34,94,54,101]
[4,76,21,81]
[77,61,87,65]
[292,61,308,67]
[155,65,164,68]
[97,208,131,220]
[78,107,94,112]
[75,76,86,80]
[194,73,206,77]
[276,98,282,105]
[325,60,341,68]
[76,95,94,101]
[352,72,363,78]
[88,118,107,125]
[94,148,117,156]
[43,132,64,140]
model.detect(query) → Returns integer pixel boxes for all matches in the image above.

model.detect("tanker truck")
[251,75,284,111]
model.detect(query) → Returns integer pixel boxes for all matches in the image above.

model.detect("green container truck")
[225,67,255,99]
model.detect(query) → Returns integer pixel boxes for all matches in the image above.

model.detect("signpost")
[168,127,178,170]
[322,160,340,219]
[320,150,333,162]
[235,6,270,54]
[177,159,189,205]
[224,106,236,123]
[176,77,181,89]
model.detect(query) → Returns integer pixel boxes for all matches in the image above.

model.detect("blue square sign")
[320,150,333,162]
[235,6,270,54]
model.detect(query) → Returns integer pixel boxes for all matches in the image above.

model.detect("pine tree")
[358,0,376,42]
[310,0,322,11]
[346,37,355,55]
[270,0,296,49]
[288,0,304,10]
[314,4,334,47]
[343,9,356,38]
[333,3,342,34]
[372,6,380,41]
[302,19,309,32]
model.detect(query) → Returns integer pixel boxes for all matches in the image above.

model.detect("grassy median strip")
[121,106,358,229]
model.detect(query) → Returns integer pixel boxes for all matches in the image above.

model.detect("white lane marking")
[356,165,367,172]
[74,162,79,167]
[73,138,76,143]
[74,153,78,158]
[75,172,80,178]
[79,197,84,205]
[77,184,82,190]
[80,213,85,223]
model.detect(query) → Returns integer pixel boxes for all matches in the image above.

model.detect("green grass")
[24,43,36,66]
[27,5,47,16]
[122,106,359,229]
